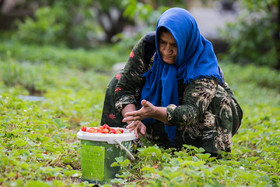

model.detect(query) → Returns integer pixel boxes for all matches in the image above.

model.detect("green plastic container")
[77,128,136,184]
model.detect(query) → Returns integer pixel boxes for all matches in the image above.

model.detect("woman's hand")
[123,100,156,121]
[126,120,146,139]
[123,100,168,124]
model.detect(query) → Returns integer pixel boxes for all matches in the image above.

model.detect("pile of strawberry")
[81,124,124,134]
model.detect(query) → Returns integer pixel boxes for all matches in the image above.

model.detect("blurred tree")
[92,0,188,42]
[13,0,98,47]
[6,0,192,48]
[221,0,279,69]
[92,0,132,43]
[11,0,188,47]
[277,0,280,69]
[0,0,35,30]
[11,0,138,46]
[113,0,187,53]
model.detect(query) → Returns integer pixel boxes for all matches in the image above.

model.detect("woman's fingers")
[123,116,140,123]
[134,124,139,138]
[126,120,140,131]
[123,110,140,117]
[141,99,153,108]
[123,114,140,121]
[126,121,139,138]
[141,99,147,106]
[123,110,143,122]
[126,120,137,130]
[126,121,146,139]
[140,124,146,136]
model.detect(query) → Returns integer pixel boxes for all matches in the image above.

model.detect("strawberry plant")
[0,40,279,186]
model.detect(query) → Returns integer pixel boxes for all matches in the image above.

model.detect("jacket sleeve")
[115,32,156,113]
[166,78,218,125]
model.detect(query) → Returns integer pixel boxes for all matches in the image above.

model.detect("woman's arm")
[115,33,156,114]
[123,78,219,126]
[166,78,218,125]
[121,104,137,117]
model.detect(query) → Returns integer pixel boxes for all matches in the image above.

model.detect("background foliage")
[220,0,279,69]
[0,40,279,186]
[13,0,99,47]
[0,0,279,186]
[2,0,279,68]
[9,0,186,47]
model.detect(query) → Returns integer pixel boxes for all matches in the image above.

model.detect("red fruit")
[116,128,124,134]
[110,129,116,134]
[102,129,109,134]
[81,125,124,134]
[96,128,102,133]
[81,126,87,132]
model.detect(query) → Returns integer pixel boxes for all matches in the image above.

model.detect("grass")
[0,40,279,186]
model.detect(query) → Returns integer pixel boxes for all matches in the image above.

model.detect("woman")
[101,7,243,155]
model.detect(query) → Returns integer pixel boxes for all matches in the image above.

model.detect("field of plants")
[0,39,279,187]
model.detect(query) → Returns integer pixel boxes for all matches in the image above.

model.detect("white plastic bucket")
[77,128,136,183]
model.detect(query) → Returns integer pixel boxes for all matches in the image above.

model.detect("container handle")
[114,139,135,161]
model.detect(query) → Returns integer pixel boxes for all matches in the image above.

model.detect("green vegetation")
[11,0,186,47]
[0,40,126,71]
[2,0,279,68]
[13,0,100,47]
[1,0,279,186]
[0,40,279,186]
[221,0,279,68]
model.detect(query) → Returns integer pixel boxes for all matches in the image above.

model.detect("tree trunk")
[0,0,4,7]
[96,8,130,43]
[277,0,280,69]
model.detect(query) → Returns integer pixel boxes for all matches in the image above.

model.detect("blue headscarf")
[141,8,223,144]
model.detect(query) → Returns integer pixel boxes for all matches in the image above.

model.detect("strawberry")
[87,128,95,133]
[115,128,124,134]
[102,128,109,134]
[110,129,116,134]
[81,126,87,132]
[96,127,102,133]
[81,125,124,134]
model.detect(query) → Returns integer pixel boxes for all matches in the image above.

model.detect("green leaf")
[111,162,120,167]
[141,166,156,173]
[24,180,50,187]
[196,153,211,160]
[115,156,124,163]
[53,118,68,129]
[267,160,277,167]
[138,146,162,159]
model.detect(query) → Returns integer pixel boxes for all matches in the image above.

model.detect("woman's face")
[158,31,177,64]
